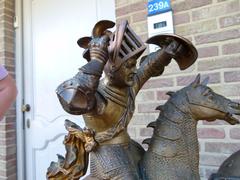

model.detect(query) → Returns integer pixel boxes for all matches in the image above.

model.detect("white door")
[22,0,115,179]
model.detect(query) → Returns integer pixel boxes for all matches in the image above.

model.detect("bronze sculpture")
[209,149,240,179]
[46,20,240,179]
[140,74,240,180]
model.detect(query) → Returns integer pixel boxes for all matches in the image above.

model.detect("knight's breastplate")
[83,84,135,145]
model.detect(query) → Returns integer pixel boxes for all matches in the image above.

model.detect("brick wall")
[0,0,17,179]
[116,0,240,179]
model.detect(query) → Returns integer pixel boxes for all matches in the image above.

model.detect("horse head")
[180,74,240,124]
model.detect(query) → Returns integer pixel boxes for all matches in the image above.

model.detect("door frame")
[15,0,25,179]
[16,0,40,178]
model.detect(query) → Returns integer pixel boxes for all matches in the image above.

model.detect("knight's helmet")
[77,20,146,72]
[107,20,146,72]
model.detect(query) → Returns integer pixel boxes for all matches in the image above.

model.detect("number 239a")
[148,1,170,12]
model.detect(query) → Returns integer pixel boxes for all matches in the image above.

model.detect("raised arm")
[135,41,182,93]
[56,35,109,115]
[134,34,197,93]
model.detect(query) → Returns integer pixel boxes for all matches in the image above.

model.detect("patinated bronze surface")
[140,74,240,180]
[209,149,240,180]
[47,120,96,179]
[46,20,240,180]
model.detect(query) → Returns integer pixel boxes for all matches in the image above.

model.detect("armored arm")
[135,34,197,93]
[135,41,182,91]
[56,35,109,115]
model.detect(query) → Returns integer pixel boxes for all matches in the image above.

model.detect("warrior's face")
[118,58,137,87]
[105,58,137,87]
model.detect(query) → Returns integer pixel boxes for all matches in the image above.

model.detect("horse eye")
[203,89,210,96]
[208,94,214,100]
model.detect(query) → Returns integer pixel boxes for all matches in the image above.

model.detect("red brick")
[2,116,15,124]
[173,12,190,25]
[4,0,14,7]
[140,127,153,137]
[156,90,170,101]
[7,173,16,180]
[177,75,196,86]
[0,131,16,139]
[200,72,221,84]
[220,13,240,28]
[131,21,147,34]
[0,170,7,177]
[132,10,147,23]
[198,55,240,71]
[4,58,15,66]
[6,145,16,155]
[0,146,16,156]
[200,154,228,166]
[115,0,129,8]
[205,142,240,154]
[8,138,16,146]
[6,159,16,169]
[191,0,212,8]
[131,1,147,12]
[127,127,136,138]
[131,114,156,125]
[185,36,193,42]
[0,15,13,23]
[224,71,240,82]
[230,128,240,139]
[197,128,225,139]
[0,0,16,179]
[136,90,155,102]
[222,41,240,55]
[0,123,15,131]
[6,166,16,177]
[195,29,240,45]
[116,5,131,17]
[0,153,16,161]
[172,0,212,13]
[3,29,14,37]
[211,84,240,97]
[176,72,220,86]
[2,21,14,31]
[142,77,174,89]
[197,46,218,58]
[3,8,14,18]
[175,19,217,36]
[116,16,131,24]
[2,51,14,58]
[4,35,14,43]
[0,137,16,147]
[139,33,148,42]
[172,1,190,13]
[0,168,16,179]
[138,102,160,113]
[192,0,239,21]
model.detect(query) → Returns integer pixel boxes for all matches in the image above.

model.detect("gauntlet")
[89,35,109,63]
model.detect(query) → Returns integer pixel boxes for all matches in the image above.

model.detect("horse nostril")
[229,102,240,109]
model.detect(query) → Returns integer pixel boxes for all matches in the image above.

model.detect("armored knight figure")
[49,20,197,179]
